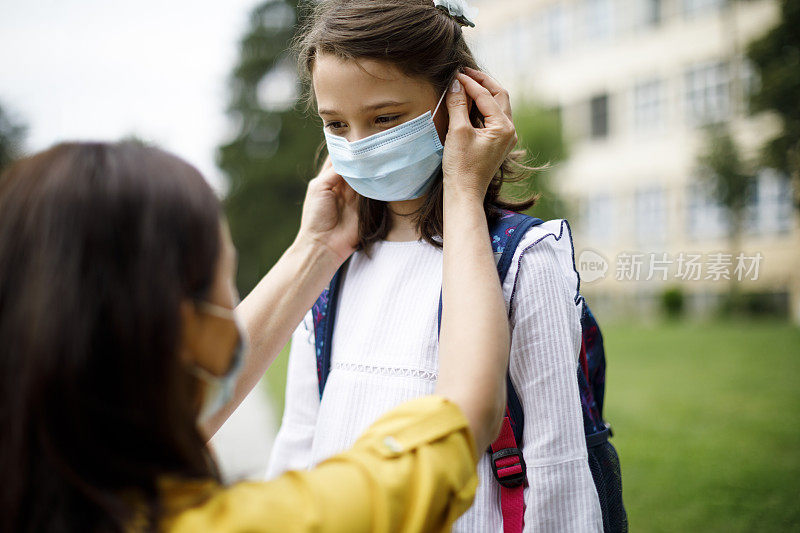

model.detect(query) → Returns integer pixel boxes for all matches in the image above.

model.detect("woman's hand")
[296,157,359,265]
[441,68,517,201]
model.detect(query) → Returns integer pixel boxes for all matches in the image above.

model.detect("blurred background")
[1,0,798,530]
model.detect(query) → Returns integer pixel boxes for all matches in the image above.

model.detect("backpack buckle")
[491,447,526,488]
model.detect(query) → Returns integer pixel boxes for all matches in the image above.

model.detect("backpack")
[311,210,627,533]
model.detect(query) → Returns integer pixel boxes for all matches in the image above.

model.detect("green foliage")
[746,0,800,209]
[696,126,757,308]
[218,0,322,294]
[698,124,756,219]
[718,291,789,318]
[512,104,570,221]
[603,319,800,531]
[739,291,789,316]
[514,105,568,164]
[0,102,27,172]
[660,286,685,320]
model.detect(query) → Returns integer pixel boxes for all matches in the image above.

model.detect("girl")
[268,1,604,531]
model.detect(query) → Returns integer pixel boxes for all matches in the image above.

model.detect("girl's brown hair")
[294,0,540,251]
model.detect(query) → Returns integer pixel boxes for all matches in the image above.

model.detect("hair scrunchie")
[433,0,478,28]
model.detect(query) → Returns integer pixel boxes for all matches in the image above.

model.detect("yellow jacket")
[159,396,478,532]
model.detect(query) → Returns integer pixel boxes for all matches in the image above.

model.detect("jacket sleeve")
[505,221,604,532]
[166,397,479,533]
[266,310,321,478]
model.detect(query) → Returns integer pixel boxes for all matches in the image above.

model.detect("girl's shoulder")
[500,218,583,309]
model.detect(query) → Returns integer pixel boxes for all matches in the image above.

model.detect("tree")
[512,104,570,221]
[698,124,757,308]
[747,0,800,210]
[0,103,27,173]
[218,0,322,294]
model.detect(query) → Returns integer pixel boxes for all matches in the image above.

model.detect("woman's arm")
[203,163,358,437]
[167,397,478,533]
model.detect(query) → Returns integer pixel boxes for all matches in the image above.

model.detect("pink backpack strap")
[490,415,526,533]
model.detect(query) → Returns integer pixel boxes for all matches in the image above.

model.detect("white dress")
[266,219,604,533]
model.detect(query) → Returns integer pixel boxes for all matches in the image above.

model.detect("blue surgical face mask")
[189,302,248,424]
[324,90,448,202]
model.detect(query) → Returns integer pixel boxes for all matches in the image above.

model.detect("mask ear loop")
[432,69,464,120]
[432,87,448,120]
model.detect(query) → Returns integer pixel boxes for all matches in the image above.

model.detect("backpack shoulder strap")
[484,210,544,533]
[493,211,546,281]
[312,259,349,398]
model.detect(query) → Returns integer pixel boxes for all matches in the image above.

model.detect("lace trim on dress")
[332,361,439,381]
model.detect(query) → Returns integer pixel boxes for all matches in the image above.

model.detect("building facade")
[468,0,799,322]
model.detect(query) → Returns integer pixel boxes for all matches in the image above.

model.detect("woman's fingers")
[316,168,356,207]
[456,73,506,125]
[445,77,473,134]
[338,174,357,204]
[457,73,515,147]
[463,67,512,120]
[314,160,342,189]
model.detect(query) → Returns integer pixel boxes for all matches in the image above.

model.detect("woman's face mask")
[187,301,248,423]
[324,89,448,202]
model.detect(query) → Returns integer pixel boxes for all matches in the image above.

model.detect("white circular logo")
[577,249,609,283]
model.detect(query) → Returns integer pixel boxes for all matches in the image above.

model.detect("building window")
[741,59,759,114]
[590,94,610,138]
[685,61,730,126]
[683,0,723,18]
[751,169,794,234]
[642,0,662,26]
[686,180,729,240]
[545,4,567,55]
[633,78,665,132]
[496,28,515,79]
[512,19,534,73]
[583,193,615,243]
[585,0,613,41]
[635,187,667,243]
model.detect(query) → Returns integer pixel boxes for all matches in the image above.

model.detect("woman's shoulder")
[501,218,582,309]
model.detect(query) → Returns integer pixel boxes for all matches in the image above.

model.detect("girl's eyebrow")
[360,100,409,111]
[318,100,410,116]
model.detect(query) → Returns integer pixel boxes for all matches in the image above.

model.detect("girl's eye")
[325,121,346,131]
[376,115,400,126]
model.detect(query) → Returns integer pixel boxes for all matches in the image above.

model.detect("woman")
[267,1,603,531]
[0,70,518,531]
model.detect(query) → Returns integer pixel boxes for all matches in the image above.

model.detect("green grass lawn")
[263,319,800,531]
[602,319,800,532]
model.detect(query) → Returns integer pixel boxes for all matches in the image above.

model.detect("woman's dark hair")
[0,142,222,531]
[295,0,540,251]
